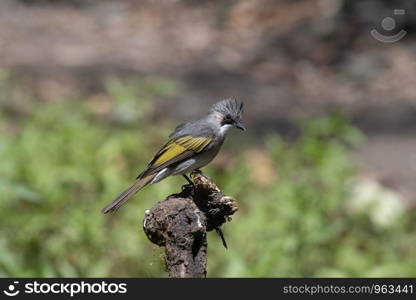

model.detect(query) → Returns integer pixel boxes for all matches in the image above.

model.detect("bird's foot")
[182,174,195,191]
[181,183,194,191]
[183,174,194,186]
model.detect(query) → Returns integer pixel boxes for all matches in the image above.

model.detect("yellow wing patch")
[153,136,212,167]
[153,143,187,167]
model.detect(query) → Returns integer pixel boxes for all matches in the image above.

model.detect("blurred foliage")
[0,73,415,277]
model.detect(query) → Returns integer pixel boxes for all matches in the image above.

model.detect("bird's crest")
[210,98,244,121]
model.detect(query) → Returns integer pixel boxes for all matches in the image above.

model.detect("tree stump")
[142,171,238,278]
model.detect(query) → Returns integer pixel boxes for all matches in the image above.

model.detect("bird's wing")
[169,121,190,138]
[137,135,212,179]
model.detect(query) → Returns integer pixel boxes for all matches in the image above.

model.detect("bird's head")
[210,98,246,132]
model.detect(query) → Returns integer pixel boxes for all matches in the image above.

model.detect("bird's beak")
[235,122,246,131]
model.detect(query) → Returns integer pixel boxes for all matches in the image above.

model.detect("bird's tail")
[101,174,155,214]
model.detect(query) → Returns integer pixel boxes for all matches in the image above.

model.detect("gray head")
[210,98,246,131]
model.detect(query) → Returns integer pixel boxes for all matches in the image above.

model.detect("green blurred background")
[1,0,416,277]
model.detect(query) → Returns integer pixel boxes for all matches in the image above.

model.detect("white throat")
[219,124,232,136]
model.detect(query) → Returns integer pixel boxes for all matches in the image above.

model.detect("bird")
[101,98,245,214]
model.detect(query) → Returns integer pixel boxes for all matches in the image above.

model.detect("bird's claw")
[181,183,194,191]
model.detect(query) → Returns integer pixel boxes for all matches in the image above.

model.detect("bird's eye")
[222,114,233,126]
